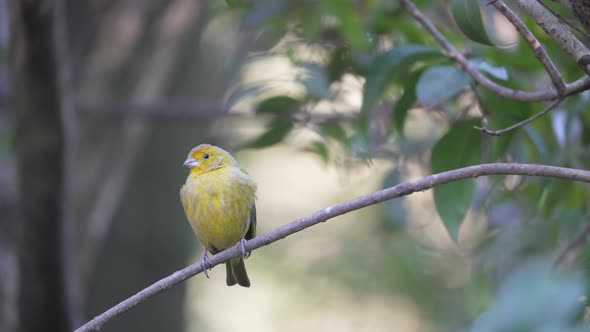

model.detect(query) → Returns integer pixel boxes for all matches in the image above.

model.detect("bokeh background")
[2,0,590,331]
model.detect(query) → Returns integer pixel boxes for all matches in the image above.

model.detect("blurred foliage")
[220,0,590,330]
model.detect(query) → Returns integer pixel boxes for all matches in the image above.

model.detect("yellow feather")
[180,144,256,287]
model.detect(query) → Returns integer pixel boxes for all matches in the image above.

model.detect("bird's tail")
[226,257,250,287]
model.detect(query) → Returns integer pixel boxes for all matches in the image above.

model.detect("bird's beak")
[183,156,199,168]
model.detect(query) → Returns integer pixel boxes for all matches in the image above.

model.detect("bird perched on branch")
[180,144,256,287]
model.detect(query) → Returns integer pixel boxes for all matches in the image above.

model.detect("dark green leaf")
[256,96,301,115]
[523,125,550,164]
[326,47,353,83]
[304,140,329,163]
[475,85,533,162]
[242,122,294,149]
[393,69,424,135]
[451,0,494,46]
[361,45,443,132]
[431,120,481,241]
[319,122,347,142]
[326,0,369,50]
[0,115,11,158]
[416,65,471,106]
[225,0,245,9]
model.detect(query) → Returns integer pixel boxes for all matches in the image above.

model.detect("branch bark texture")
[75,163,590,332]
[515,0,590,74]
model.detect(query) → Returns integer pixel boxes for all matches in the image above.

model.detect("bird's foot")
[239,238,251,259]
[199,250,212,278]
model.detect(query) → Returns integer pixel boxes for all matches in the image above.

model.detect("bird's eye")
[203,154,209,159]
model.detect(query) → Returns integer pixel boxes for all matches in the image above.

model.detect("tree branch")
[491,0,566,95]
[399,0,590,102]
[77,100,235,120]
[515,0,590,75]
[75,163,590,332]
[76,100,360,123]
[474,97,564,135]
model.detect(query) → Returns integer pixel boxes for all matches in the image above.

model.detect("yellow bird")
[180,144,256,287]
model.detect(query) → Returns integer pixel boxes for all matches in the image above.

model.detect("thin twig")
[474,97,563,136]
[398,0,590,102]
[492,0,566,95]
[75,163,590,332]
[554,220,590,267]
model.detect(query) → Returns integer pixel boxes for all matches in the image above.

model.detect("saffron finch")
[180,144,256,287]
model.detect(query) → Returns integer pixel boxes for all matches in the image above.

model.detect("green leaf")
[242,122,294,149]
[451,0,494,46]
[319,122,347,142]
[472,259,585,331]
[471,59,508,80]
[326,0,369,50]
[298,63,331,99]
[431,120,481,241]
[256,96,301,115]
[361,45,443,133]
[475,85,533,161]
[326,47,353,83]
[523,125,550,164]
[416,65,471,106]
[393,68,424,135]
[225,0,245,9]
[304,140,329,163]
[0,115,12,158]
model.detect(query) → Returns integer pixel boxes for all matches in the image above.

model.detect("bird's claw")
[199,250,212,278]
[239,239,251,259]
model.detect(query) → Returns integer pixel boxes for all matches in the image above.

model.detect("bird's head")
[183,144,239,174]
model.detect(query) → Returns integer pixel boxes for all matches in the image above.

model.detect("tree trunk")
[10,1,71,331]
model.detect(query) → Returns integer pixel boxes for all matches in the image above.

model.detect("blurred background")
[2,0,590,331]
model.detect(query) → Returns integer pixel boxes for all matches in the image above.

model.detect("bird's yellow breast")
[180,166,256,253]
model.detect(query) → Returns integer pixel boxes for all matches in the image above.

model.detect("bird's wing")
[245,202,256,240]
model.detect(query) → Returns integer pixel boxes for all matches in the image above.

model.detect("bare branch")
[77,100,235,120]
[398,0,590,102]
[76,100,360,123]
[75,163,590,332]
[474,97,564,135]
[492,1,566,95]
